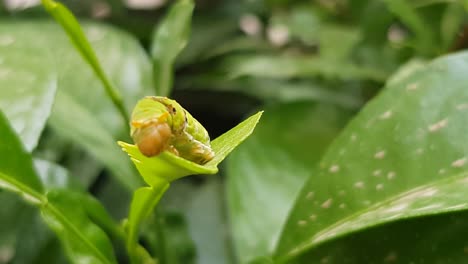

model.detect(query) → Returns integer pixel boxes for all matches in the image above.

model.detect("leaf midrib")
[276,171,468,262]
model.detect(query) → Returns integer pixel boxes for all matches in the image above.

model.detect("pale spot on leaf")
[387,171,396,180]
[379,110,393,120]
[339,203,346,209]
[309,214,317,221]
[373,169,382,177]
[374,150,386,159]
[0,35,14,46]
[350,134,357,142]
[321,198,333,209]
[297,220,307,227]
[329,165,340,173]
[354,181,365,189]
[452,157,467,168]
[376,183,384,190]
[428,118,448,132]
[438,168,446,174]
[456,103,468,110]
[406,83,419,91]
[415,148,424,155]
[306,192,314,200]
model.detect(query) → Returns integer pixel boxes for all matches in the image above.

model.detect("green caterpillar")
[130,96,214,164]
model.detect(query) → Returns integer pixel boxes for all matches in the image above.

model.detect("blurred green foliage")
[0,0,468,263]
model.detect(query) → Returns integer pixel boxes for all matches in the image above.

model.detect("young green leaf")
[275,51,468,262]
[151,0,194,96]
[118,110,263,185]
[294,208,468,263]
[119,110,262,263]
[41,0,129,124]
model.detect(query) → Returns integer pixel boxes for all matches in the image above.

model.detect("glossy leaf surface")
[227,103,351,263]
[275,51,468,262]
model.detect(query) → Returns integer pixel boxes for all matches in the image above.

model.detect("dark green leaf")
[151,0,194,96]
[441,2,465,51]
[41,189,117,264]
[227,102,351,263]
[275,51,468,261]
[0,110,117,264]
[294,210,468,263]
[142,211,196,264]
[0,110,43,196]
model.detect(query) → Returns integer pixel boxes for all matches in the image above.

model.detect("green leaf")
[41,0,129,124]
[0,110,43,196]
[227,103,351,263]
[120,111,262,262]
[151,0,195,96]
[0,110,117,264]
[41,189,117,264]
[49,92,141,190]
[275,51,468,261]
[0,21,152,190]
[0,32,57,152]
[118,111,263,185]
[221,55,388,82]
[294,209,468,263]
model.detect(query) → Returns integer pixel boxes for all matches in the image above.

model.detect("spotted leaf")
[275,51,468,262]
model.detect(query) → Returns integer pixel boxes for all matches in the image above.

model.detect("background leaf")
[275,51,468,262]
[41,189,117,264]
[226,102,351,263]
[0,20,152,190]
[0,29,57,152]
[151,0,195,96]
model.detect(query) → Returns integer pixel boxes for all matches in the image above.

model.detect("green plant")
[1,0,468,263]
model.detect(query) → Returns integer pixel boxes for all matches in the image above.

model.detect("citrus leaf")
[275,51,468,261]
[227,103,351,263]
[0,110,117,264]
[41,189,117,264]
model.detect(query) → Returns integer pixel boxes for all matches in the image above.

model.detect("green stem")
[41,0,130,127]
[127,180,170,264]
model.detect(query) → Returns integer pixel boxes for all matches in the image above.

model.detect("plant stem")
[127,180,170,264]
